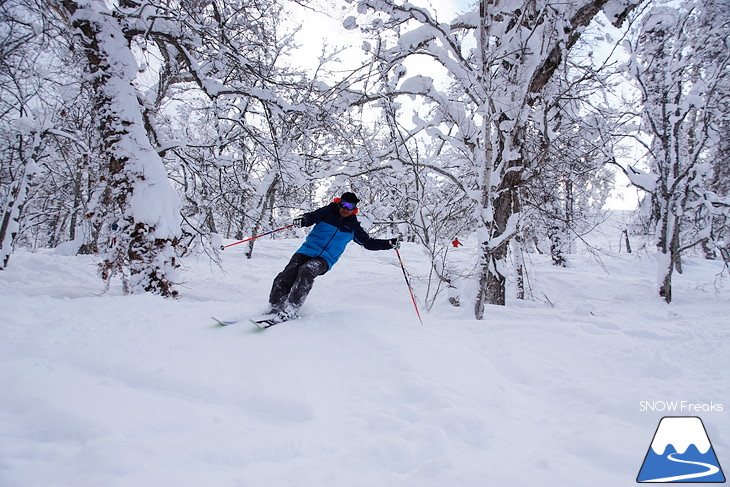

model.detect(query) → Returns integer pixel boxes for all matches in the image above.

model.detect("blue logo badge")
[637,416,725,483]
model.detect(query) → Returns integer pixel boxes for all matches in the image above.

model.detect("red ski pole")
[395,247,424,326]
[220,224,294,250]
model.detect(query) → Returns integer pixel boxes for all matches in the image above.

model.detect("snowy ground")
[1,228,728,486]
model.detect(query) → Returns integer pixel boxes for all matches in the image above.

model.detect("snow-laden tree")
[50,0,184,296]
[521,45,621,267]
[707,115,730,262]
[120,0,297,256]
[701,0,730,264]
[0,0,73,268]
[616,1,730,302]
[523,109,614,266]
[6,0,396,287]
[346,0,639,317]
[124,0,367,259]
[1,0,111,261]
[1,0,40,269]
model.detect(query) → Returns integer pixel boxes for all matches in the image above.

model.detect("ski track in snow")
[1,229,728,486]
[643,453,721,482]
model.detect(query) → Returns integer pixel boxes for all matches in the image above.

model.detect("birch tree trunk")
[473,0,641,317]
[620,4,729,303]
[0,134,42,270]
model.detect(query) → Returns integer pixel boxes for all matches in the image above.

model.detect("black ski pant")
[269,253,328,314]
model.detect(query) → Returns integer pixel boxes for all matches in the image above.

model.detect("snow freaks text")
[639,401,724,413]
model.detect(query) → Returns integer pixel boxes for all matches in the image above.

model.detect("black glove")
[389,237,401,249]
[293,217,304,228]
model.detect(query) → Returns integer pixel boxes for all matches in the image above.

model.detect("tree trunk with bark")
[54,0,183,296]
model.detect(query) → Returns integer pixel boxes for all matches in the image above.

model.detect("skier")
[264,192,400,324]
[452,238,463,248]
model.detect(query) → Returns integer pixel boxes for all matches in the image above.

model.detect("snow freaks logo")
[637,416,726,483]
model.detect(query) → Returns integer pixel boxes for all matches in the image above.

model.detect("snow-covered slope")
[1,235,728,486]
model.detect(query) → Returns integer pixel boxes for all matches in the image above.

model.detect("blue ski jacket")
[296,203,392,270]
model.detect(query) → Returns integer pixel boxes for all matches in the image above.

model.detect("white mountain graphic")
[637,416,726,483]
[650,417,712,455]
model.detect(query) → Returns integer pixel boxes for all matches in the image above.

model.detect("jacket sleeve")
[300,205,332,227]
[353,222,392,251]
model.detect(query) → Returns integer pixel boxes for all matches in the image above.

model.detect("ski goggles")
[339,201,357,211]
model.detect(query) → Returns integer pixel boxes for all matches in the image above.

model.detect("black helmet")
[340,192,360,204]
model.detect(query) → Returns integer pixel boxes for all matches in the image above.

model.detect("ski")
[213,314,298,329]
[248,313,300,329]
[248,318,277,329]
[211,316,238,327]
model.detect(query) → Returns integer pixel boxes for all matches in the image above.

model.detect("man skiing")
[263,192,399,324]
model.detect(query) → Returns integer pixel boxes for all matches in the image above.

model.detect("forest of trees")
[1,0,728,315]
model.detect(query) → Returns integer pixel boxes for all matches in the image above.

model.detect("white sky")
[285,0,471,73]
